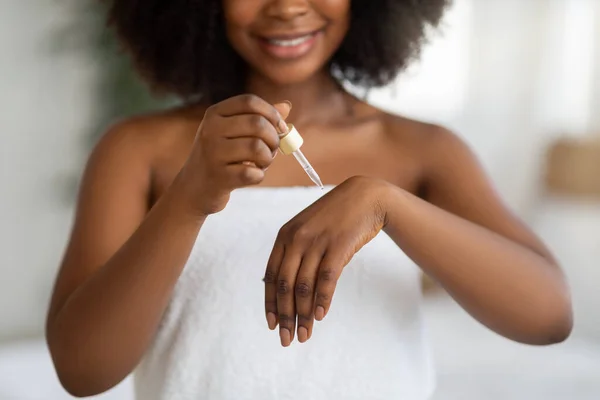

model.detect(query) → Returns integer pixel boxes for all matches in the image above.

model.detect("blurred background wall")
[0,0,172,342]
[1,0,599,399]
[1,0,95,340]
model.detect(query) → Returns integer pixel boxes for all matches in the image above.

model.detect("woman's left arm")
[264,128,572,347]
[382,128,572,346]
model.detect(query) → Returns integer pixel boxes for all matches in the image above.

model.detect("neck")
[245,70,350,126]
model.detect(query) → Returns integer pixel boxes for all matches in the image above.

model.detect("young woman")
[46,0,573,398]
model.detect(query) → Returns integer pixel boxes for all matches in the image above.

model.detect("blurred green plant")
[55,0,177,203]
[61,0,177,145]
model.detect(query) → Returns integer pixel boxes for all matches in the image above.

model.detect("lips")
[266,33,316,47]
[256,29,324,60]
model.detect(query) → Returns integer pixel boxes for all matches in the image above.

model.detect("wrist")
[375,180,409,230]
[169,169,214,219]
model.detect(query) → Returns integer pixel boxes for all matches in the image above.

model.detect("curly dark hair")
[105,0,451,103]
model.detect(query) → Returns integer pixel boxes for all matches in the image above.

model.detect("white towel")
[134,186,434,400]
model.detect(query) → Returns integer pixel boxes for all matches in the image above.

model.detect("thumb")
[273,101,292,121]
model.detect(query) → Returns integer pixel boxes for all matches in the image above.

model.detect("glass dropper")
[279,124,324,189]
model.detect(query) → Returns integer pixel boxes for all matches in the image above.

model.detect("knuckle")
[277,223,291,239]
[243,94,261,108]
[297,315,313,325]
[319,268,336,282]
[239,167,253,182]
[258,155,273,170]
[277,279,291,295]
[238,166,258,184]
[263,270,277,284]
[251,115,265,130]
[264,127,279,147]
[316,291,331,303]
[292,226,312,243]
[249,138,263,154]
[278,314,295,327]
[295,281,313,298]
[257,149,273,168]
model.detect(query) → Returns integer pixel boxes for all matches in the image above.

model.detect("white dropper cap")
[278,124,323,188]
[278,123,304,155]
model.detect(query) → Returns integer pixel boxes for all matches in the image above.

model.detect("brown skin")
[224,0,349,88]
[46,0,572,396]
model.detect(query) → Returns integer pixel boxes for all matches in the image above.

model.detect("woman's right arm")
[46,96,290,397]
[46,120,209,397]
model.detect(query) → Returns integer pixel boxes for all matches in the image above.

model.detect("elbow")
[54,366,100,398]
[538,308,573,345]
[46,334,115,397]
[528,295,574,346]
[62,380,115,398]
[51,355,117,398]
[55,372,104,398]
[525,267,574,345]
[48,350,103,397]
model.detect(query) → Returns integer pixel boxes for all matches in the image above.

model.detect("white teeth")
[268,34,313,47]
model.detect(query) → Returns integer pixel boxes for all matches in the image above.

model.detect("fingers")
[273,101,292,121]
[219,137,274,169]
[275,246,304,347]
[295,249,323,343]
[210,94,290,135]
[221,114,280,152]
[265,223,344,346]
[223,164,265,188]
[314,247,346,321]
[264,243,284,331]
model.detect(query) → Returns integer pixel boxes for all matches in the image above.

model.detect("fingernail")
[272,149,278,159]
[278,120,289,135]
[283,100,292,110]
[280,328,291,347]
[315,306,325,321]
[298,327,308,343]
[267,313,277,330]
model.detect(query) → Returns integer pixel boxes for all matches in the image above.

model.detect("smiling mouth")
[256,29,324,59]
[264,32,318,47]
[260,27,325,45]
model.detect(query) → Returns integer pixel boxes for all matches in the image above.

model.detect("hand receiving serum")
[278,124,324,189]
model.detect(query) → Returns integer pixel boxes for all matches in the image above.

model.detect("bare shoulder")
[351,99,455,146]
[92,104,203,167]
[373,106,557,262]
[379,109,460,152]
[354,102,469,184]
[368,106,472,173]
